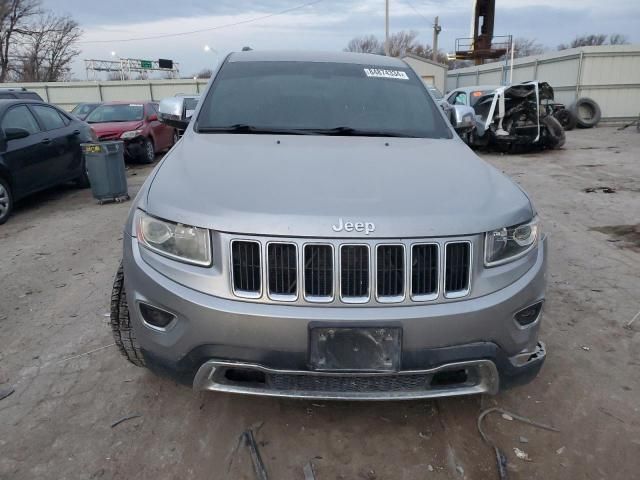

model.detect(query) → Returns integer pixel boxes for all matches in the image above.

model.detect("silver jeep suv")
[110,51,547,400]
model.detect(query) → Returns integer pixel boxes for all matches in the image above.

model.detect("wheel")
[110,262,146,367]
[74,163,91,188]
[0,177,13,225]
[541,115,566,149]
[553,108,577,131]
[140,137,155,164]
[570,97,601,129]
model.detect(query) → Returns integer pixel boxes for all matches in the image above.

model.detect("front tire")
[0,177,13,225]
[140,137,155,164]
[110,263,146,367]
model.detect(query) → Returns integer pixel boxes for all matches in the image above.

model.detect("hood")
[146,134,533,238]
[90,120,142,138]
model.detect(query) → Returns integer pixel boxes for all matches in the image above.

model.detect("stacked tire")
[570,97,601,129]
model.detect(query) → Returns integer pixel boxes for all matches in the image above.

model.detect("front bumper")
[123,234,547,400]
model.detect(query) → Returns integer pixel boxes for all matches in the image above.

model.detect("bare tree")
[608,34,629,45]
[17,13,80,81]
[0,0,40,82]
[558,34,607,50]
[386,30,420,58]
[512,37,546,58]
[345,35,382,54]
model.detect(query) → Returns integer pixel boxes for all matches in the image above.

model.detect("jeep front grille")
[340,245,370,302]
[231,240,261,297]
[444,241,471,298]
[304,244,333,301]
[267,243,297,300]
[229,237,472,305]
[376,245,405,301]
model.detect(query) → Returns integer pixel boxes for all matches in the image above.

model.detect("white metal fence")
[446,45,640,121]
[0,78,210,111]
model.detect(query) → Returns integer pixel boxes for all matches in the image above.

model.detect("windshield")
[86,104,144,123]
[196,61,451,138]
[72,104,98,115]
[427,86,443,100]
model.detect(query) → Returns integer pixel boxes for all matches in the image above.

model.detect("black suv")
[0,87,43,101]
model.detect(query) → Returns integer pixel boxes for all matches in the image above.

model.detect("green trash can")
[81,141,130,204]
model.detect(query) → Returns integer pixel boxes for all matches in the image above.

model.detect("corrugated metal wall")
[0,79,210,111]
[447,45,640,121]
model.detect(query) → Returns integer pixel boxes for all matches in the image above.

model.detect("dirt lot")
[1,127,639,480]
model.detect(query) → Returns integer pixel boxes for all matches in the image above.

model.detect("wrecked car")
[449,82,566,151]
[110,51,547,400]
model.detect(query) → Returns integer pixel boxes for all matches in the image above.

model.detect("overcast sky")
[42,0,640,79]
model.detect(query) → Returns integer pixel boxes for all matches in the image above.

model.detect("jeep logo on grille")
[332,218,376,235]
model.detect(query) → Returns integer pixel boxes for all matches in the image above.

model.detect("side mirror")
[158,97,191,129]
[450,105,476,133]
[147,113,158,122]
[4,127,30,141]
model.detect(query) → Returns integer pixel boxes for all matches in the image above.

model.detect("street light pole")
[432,16,441,62]
[385,0,390,56]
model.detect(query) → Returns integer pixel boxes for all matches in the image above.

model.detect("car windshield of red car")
[86,104,144,123]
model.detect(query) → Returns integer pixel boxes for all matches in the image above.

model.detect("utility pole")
[385,0,390,56]
[432,16,442,62]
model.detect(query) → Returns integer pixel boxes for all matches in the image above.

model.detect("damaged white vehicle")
[451,81,565,151]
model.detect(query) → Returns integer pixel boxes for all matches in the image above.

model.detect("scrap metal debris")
[513,448,531,461]
[0,386,15,401]
[303,461,317,480]
[110,413,142,428]
[625,310,640,329]
[583,186,616,194]
[478,407,560,480]
[243,429,269,480]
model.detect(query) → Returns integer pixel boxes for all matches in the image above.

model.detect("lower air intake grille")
[445,242,471,296]
[267,243,297,298]
[304,245,333,299]
[231,241,261,295]
[377,245,404,299]
[340,245,369,300]
[411,244,438,298]
[267,372,431,393]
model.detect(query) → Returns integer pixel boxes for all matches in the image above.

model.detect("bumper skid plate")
[192,359,500,401]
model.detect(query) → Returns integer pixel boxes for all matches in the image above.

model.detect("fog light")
[514,301,543,327]
[139,303,176,329]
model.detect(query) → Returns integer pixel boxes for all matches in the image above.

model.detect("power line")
[401,0,433,26]
[77,0,325,44]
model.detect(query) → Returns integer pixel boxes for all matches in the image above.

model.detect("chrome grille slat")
[231,240,261,297]
[376,245,405,301]
[304,244,334,301]
[340,245,370,302]
[411,244,438,300]
[267,243,297,300]
[444,241,471,298]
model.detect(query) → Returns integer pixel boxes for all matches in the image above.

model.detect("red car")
[85,101,177,163]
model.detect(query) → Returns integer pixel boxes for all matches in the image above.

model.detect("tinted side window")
[22,92,43,100]
[0,93,16,99]
[31,105,66,131]
[1,105,41,135]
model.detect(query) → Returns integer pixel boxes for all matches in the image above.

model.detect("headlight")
[484,216,540,267]
[135,210,211,266]
[120,129,143,139]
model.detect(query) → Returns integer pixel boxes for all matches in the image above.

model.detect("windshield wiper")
[301,126,419,138]
[197,124,312,135]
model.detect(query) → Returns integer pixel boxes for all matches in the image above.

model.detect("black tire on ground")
[0,176,13,225]
[553,108,577,131]
[74,163,91,188]
[570,97,602,128]
[140,137,155,164]
[542,115,566,149]
[110,263,146,367]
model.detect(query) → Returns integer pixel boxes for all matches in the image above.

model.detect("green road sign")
[140,60,153,69]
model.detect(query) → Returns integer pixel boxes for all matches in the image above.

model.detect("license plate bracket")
[309,327,401,372]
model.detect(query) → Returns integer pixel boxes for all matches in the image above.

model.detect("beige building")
[402,53,448,94]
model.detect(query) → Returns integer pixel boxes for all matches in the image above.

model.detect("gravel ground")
[0,127,638,480]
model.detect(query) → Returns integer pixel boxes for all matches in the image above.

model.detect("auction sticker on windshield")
[364,68,409,80]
